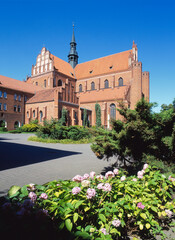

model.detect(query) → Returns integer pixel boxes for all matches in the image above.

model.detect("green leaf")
[99,214,106,223]
[75,231,91,239]
[65,219,73,232]
[21,186,28,196]
[146,223,151,229]
[73,213,79,223]
[151,206,157,212]
[59,222,65,230]
[140,213,147,219]
[75,200,84,209]
[139,224,144,230]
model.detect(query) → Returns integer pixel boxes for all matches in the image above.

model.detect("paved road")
[0,133,116,196]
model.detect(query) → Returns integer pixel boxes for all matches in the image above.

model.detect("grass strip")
[28,136,93,144]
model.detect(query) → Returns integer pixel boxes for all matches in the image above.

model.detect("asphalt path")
[0,133,116,196]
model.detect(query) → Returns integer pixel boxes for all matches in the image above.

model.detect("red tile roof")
[75,50,132,79]
[78,86,128,103]
[0,75,42,93]
[50,54,75,78]
[26,88,55,104]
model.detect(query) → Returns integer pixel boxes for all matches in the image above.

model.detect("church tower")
[68,25,78,68]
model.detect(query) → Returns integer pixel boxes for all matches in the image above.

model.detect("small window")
[89,70,93,74]
[40,111,43,122]
[36,82,38,86]
[25,96,27,102]
[58,79,62,86]
[18,105,21,112]
[14,105,17,112]
[91,82,95,90]
[79,84,82,92]
[18,95,21,101]
[109,66,113,69]
[0,91,2,98]
[33,110,35,118]
[44,80,46,88]
[14,94,17,100]
[4,92,7,99]
[0,103,2,111]
[118,77,123,86]
[70,72,74,76]
[27,111,29,118]
[104,79,109,88]
[110,103,116,120]
[14,121,20,129]
[3,103,7,111]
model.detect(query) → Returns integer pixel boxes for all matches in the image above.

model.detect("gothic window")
[0,91,2,98]
[27,111,29,118]
[14,105,17,112]
[14,121,20,129]
[40,111,43,122]
[58,79,62,86]
[44,80,46,88]
[3,103,7,111]
[4,92,7,99]
[91,82,95,90]
[104,79,109,88]
[0,103,2,111]
[18,95,21,101]
[110,103,116,120]
[79,84,82,92]
[36,82,38,86]
[118,77,123,86]
[33,110,35,118]
[18,105,21,112]
[14,94,17,100]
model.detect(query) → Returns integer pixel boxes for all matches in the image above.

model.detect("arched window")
[14,94,17,100]
[27,111,29,118]
[14,105,17,112]
[44,79,46,88]
[104,79,109,89]
[91,82,95,90]
[18,95,21,101]
[14,121,20,129]
[18,105,21,112]
[58,79,62,86]
[3,103,7,111]
[4,92,7,98]
[33,110,35,118]
[0,91,2,98]
[79,84,82,92]
[110,103,116,120]
[40,111,43,122]
[118,77,123,86]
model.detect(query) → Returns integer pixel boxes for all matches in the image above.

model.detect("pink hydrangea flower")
[165,209,173,218]
[90,171,96,179]
[96,175,104,180]
[28,192,37,202]
[137,202,145,209]
[132,178,137,182]
[72,187,81,195]
[97,183,104,190]
[103,183,112,192]
[81,180,90,187]
[143,163,149,170]
[137,171,144,179]
[72,175,84,182]
[39,193,48,200]
[113,168,119,175]
[86,188,96,199]
[105,171,115,179]
[112,219,121,227]
[100,228,107,235]
[168,176,175,182]
[120,176,126,181]
[27,183,35,191]
[83,173,90,179]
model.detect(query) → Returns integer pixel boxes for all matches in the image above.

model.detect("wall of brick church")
[0,87,33,130]
[28,72,54,89]
[25,101,55,124]
[142,72,149,101]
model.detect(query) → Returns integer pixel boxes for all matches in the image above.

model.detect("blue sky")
[0,0,175,112]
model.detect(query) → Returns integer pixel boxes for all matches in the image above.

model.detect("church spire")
[68,24,78,68]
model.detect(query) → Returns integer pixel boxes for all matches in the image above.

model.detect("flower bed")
[0,165,175,240]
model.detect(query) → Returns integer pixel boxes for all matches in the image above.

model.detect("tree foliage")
[95,103,101,127]
[91,98,175,166]
[61,108,67,126]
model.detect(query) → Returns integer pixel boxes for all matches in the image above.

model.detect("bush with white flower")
[0,164,175,240]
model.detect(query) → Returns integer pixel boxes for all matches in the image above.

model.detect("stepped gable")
[26,88,55,104]
[0,75,42,93]
[50,54,75,78]
[78,86,128,103]
[75,49,132,80]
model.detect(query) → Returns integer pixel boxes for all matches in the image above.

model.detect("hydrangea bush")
[1,165,175,240]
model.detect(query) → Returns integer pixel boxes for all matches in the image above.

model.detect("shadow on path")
[0,141,81,171]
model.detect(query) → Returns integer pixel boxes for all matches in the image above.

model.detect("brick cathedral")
[0,28,149,130]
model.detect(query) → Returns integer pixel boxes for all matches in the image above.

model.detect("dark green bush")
[0,127,8,132]
[21,124,39,132]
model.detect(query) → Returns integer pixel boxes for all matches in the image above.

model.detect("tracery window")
[118,77,123,86]
[40,111,43,122]
[91,82,95,90]
[79,84,82,92]
[104,79,109,88]
[110,103,116,120]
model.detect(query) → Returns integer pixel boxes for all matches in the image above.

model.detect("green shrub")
[1,165,175,239]
[0,127,8,132]
[21,124,39,132]
[8,128,22,133]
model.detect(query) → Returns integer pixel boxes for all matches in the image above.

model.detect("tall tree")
[95,103,101,127]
